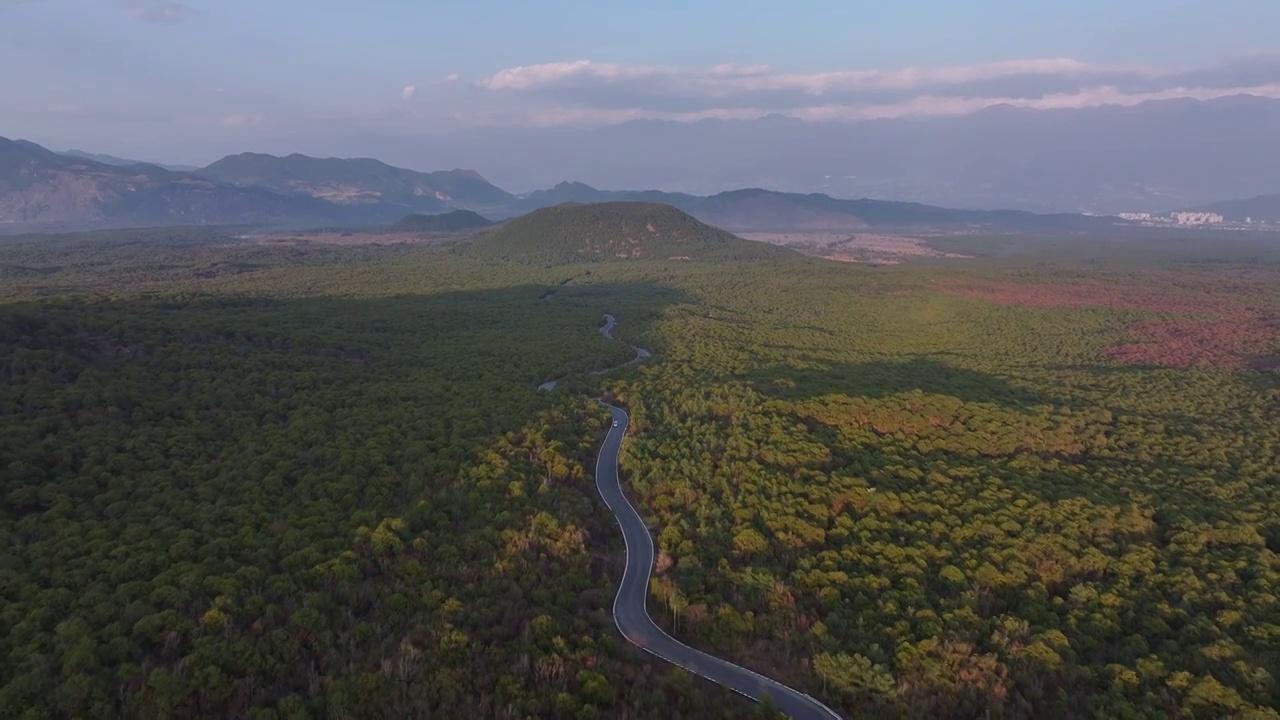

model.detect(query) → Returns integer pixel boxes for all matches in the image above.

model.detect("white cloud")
[442,73,461,83]
[477,57,1131,94]
[791,83,1280,122]
[479,60,661,91]
[466,55,1280,126]
[509,82,1280,127]
[401,85,416,101]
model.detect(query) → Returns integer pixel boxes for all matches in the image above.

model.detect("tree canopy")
[1,227,1276,718]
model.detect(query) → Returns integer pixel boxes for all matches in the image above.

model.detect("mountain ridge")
[199,152,515,214]
[2,136,1129,232]
[0,137,353,228]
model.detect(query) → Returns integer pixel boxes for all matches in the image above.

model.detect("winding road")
[593,313,650,372]
[592,315,841,720]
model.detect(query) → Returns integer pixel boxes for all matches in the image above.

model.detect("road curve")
[594,405,842,719]
[593,314,649,373]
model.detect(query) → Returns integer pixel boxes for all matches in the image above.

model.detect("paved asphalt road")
[594,402,843,720]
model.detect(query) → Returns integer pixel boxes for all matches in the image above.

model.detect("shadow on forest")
[1244,366,1280,394]
[743,355,1063,411]
[0,270,748,719]
[1,277,693,391]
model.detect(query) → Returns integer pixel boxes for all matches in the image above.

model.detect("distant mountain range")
[201,152,515,214]
[390,210,495,233]
[517,183,1113,232]
[0,135,1165,233]
[339,95,1280,214]
[1,137,352,228]
[21,95,1280,219]
[0,138,520,229]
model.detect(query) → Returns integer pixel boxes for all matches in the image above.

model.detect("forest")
[1,227,1277,718]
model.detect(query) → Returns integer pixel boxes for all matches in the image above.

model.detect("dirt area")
[738,232,970,263]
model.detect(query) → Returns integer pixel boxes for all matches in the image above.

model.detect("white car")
[612,420,619,428]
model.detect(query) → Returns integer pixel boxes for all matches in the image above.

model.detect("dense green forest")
[2,227,1277,718]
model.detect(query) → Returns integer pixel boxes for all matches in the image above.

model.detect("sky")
[2,0,1280,166]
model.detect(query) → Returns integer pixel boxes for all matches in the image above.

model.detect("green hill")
[390,210,494,233]
[466,202,792,263]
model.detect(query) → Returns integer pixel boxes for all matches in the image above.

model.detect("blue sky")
[3,0,1280,163]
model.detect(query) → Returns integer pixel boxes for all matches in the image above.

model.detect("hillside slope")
[200,153,514,213]
[466,202,791,263]
[1192,193,1280,223]
[0,137,347,227]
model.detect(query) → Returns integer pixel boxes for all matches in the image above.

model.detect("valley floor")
[1,228,1277,718]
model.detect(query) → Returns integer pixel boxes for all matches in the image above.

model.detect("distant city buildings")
[1118,211,1230,227]
[1171,212,1224,226]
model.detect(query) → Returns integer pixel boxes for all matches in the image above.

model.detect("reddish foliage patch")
[938,278,1236,314]
[939,274,1280,371]
[1105,315,1267,370]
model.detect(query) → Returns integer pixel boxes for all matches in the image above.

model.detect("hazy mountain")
[512,182,699,215]
[515,183,1115,231]
[199,152,515,215]
[688,189,869,230]
[390,210,495,233]
[0,137,352,228]
[59,150,198,172]
[518,181,645,206]
[466,202,790,264]
[1191,193,1280,223]
[29,96,1280,218]
[3,137,1126,233]
[345,96,1280,214]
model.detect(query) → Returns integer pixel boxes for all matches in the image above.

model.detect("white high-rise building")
[1171,212,1224,226]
